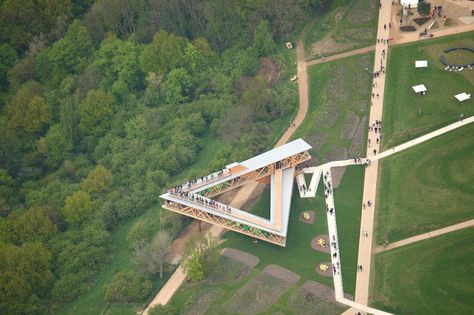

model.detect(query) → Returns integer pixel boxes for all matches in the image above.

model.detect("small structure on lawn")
[412,84,427,95]
[454,92,471,103]
[285,42,293,49]
[401,0,418,8]
[415,60,428,68]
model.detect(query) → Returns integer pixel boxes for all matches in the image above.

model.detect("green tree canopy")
[12,207,57,244]
[81,165,113,193]
[253,20,276,57]
[139,30,188,76]
[0,242,54,314]
[62,191,93,226]
[78,89,115,137]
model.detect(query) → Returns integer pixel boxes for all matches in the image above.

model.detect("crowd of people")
[181,169,230,191]
[168,186,232,214]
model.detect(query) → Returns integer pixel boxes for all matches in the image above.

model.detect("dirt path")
[275,38,308,147]
[306,45,375,67]
[373,219,474,254]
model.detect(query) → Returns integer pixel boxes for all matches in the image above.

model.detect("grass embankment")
[371,228,474,314]
[304,0,378,60]
[375,123,474,244]
[382,32,474,149]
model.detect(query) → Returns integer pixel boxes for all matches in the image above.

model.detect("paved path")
[306,45,375,67]
[276,38,308,147]
[373,219,474,254]
[354,0,392,307]
[143,34,310,314]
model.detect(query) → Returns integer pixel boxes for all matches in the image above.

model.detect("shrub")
[417,2,431,16]
[105,271,152,302]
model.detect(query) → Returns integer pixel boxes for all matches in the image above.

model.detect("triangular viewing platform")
[160,139,312,246]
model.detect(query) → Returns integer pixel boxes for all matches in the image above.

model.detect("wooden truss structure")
[163,201,286,246]
[160,139,312,247]
[204,151,311,198]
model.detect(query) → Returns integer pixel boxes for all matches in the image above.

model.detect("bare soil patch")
[222,270,294,314]
[331,166,346,189]
[315,262,333,277]
[348,115,367,158]
[221,248,260,268]
[257,57,280,86]
[311,235,331,253]
[299,210,316,224]
[262,264,300,284]
[340,111,360,140]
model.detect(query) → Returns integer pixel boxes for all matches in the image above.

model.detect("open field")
[293,53,373,164]
[371,228,474,314]
[304,0,378,60]
[375,119,474,244]
[382,32,474,149]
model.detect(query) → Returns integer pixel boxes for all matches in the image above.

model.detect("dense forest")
[0,0,330,313]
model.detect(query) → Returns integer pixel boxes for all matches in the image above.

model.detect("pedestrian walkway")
[354,0,392,307]
[373,219,474,254]
[306,45,375,67]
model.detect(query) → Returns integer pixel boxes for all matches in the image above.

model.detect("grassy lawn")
[304,0,378,60]
[371,228,474,314]
[382,32,474,149]
[334,167,363,297]
[222,184,332,286]
[375,123,474,244]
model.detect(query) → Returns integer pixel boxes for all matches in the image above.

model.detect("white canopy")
[401,0,418,7]
[415,60,428,68]
[454,92,471,102]
[412,84,427,93]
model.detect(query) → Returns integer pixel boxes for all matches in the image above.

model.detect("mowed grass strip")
[371,228,474,315]
[375,123,474,244]
[382,32,474,149]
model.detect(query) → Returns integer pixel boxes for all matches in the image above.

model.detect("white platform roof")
[240,138,311,170]
[415,60,428,68]
[189,139,311,193]
[455,92,471,102]
[412,84,427,93]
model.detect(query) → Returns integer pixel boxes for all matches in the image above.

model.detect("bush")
[417,2,431,16]
[105,271,152,302]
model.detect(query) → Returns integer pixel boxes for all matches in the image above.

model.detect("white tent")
[454,93,471,102]
[415,60,428,68]
[412,84,427,94]
[401,0,418,7]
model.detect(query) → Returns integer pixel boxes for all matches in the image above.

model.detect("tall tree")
[62,191,93,226]
[78,89,115,137]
